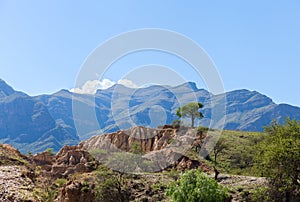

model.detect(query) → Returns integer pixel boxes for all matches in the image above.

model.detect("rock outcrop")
[55,181,95,202]
[0,144,38,201]
[0,144,28,165]
[81,125,206,172]
[80,125,177,153]
[32,145,98,178]
[0,143,99,202]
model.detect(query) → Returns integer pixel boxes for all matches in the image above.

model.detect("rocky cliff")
[81,125,207,172]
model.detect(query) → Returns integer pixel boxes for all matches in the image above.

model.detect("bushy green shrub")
[45,148,55,156]
[130,142,143,154]
[165,169,229,202]
[54,178,67,188]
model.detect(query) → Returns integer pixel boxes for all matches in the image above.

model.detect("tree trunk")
[286,191,291,202]
[191,115,195,128]
[214,166,220,180]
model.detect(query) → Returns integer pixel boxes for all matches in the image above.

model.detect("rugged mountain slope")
[0,79,26,98]
[37,82,300,137]
[0,80,79,153]
[1,78,300,153]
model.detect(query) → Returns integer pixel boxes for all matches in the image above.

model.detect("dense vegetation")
[207,130,266,176]
[255,119,300,201]
[165,169,229,202]
[190,119,300,201]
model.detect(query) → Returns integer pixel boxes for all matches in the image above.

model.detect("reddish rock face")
[32,152,55,167]
[31,145,98,178]
[80,125,188,153]
[175,155,200,170]
[55,181,95,202]
[80,126,182,153]
[81,125,206,172]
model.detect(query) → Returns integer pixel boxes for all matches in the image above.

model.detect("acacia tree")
[212,137,228,180]
[176,102,203,128]
[256,119,300,201]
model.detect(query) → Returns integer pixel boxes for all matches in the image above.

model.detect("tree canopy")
[176,102,203,128]
[256,119,300,201]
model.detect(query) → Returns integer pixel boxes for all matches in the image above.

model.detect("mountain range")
[1,78,300,153]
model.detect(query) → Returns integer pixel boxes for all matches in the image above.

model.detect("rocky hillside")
[81,125,208,172]
[0,143,98,201]
[0,125,204,202]
[0,126,271,202]
[0,144,37,201]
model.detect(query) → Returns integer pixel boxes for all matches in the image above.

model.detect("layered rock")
[32,145,98,178]
[81,125,205,172]
[80,125,177,153]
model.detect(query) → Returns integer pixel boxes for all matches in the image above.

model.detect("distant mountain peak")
[54,89,72,96]
[0,78,11,86]
[0,79,17,98]
[177,82,199,90]
[96,84,133,95]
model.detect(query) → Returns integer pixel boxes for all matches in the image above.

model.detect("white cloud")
[99,79,116,89]
[70,79,115,94]
[70,78,139,94]
[117,79,138,88]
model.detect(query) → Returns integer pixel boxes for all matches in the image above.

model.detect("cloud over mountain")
[70,79,138,94]
[117,79,138,88]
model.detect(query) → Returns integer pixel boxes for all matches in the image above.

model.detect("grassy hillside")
[185,129,266,177]
[211,130,266,176]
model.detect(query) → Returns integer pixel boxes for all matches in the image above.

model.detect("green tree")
[45,148,55,156]
[165,169,228,202]
[212,137,228,180]
[256,119,300,201]
[176,102,204,128]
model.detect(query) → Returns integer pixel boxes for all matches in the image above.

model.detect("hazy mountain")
[1,79,300,153]
[0,79,26,98]
[37,82,300,135]
[0,80,79,153]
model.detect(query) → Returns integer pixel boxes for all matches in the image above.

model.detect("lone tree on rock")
[176,102,204,128]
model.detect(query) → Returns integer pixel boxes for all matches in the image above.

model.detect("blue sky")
[0,1,300,105]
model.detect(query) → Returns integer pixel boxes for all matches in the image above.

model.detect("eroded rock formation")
[81,125,206,172]
[32,145,98,178]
